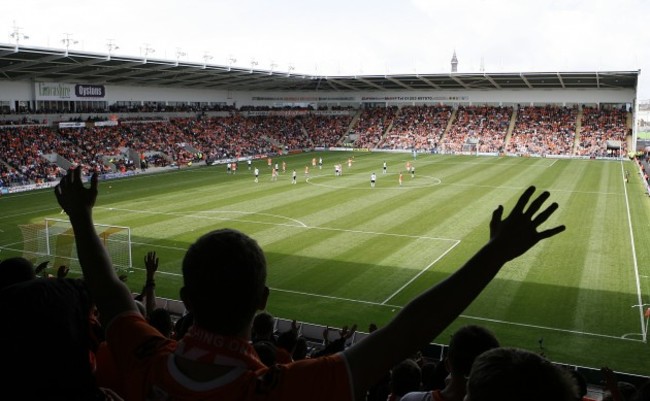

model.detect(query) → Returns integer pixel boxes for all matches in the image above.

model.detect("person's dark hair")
[390,359,422,397]
[0,257,36,290]
[420,361,440,391]
[292,336,308,360]
[0,278,105,399]
[466,347,578,401]
[252,311,276,342]
[447,325,500,378]
[277,327,299,353]
[253,340,278,367]
[181,229,267,335]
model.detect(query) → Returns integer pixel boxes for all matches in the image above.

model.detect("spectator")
[252,311,277,344]
[0,277,122,400]
[402,325,500,401]
[389,359,422,401]
[0,256,36,290]
[54,167,565,401]
[465,347,577,401]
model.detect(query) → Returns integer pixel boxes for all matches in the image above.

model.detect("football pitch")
[1,152,649,376]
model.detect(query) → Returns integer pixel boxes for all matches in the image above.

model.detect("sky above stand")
[2,0,648,99]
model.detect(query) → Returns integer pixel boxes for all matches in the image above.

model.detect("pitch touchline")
[620,161,647,342]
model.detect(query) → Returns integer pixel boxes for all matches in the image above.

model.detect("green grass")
[1,152,649,375]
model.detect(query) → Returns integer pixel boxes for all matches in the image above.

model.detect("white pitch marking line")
[97,206,459,242]
[381,239,461,304]
[0,206,61,221]
[465,315,644,343]
[97,207,309,229]
[271,287,401,308]
[621,160,647,342]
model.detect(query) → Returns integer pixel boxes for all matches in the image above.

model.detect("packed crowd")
[379,105,452,151]
[577,106,629,157]
[0,105,632,188]
[353,106,399,149]
[506,105,578,156]
[0,126,65,187]
[440,106,512,153]
[2,173,648,400]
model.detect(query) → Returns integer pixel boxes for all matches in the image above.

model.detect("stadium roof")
[0,43,640,92]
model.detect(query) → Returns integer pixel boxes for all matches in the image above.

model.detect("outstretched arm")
[55,168,137,326]
[344,186,566,400]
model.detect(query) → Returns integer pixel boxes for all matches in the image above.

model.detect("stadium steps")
[338,109,363,146]
[377,108,400,148]
[626,111,633,151]
[439,107,458,141]
[573,107,584,154]
[503,107,518,147]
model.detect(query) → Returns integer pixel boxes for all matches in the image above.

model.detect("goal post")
[19,218,132,272]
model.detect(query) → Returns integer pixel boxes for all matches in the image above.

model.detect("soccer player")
[254,167,259,183]
[232,162,237,174]
[247,159,252,170]
[383,161,387,174]
[267,157,272,169]
[399,172,403,187]
[55,168,565,401]
[226,162,231,174]
[271,168,278,182]
[282,161,287,173]
[292,169,297,184]
[312,157,317,167]
[348,158,352,169]
[371,172,377,188]
[305,166,309,178]
[410,165,415,178]
[319,157,323,169]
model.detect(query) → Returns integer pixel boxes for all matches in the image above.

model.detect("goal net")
[18,218,132,273]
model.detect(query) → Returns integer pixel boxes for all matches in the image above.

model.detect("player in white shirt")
[371,173,377,188]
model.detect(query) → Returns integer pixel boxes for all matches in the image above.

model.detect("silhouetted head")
[181,228,268,336]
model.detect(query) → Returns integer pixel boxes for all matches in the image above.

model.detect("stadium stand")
[0,103,634,191]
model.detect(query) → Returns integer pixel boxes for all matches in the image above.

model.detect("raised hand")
[54,167,98,218]
[489,186,566,262]
[339,324,357,340]
[144,251,159,279]
[57,265,70,278]
[34,260,49,275]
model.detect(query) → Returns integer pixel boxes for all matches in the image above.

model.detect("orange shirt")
[106,313,353,401]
